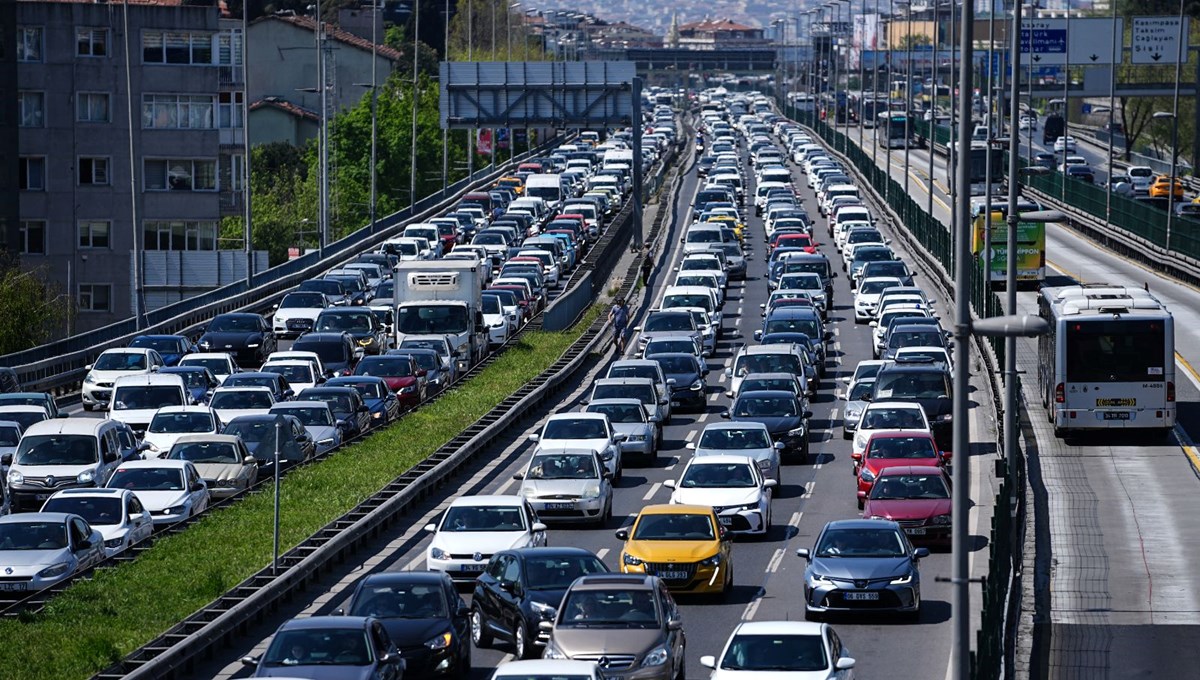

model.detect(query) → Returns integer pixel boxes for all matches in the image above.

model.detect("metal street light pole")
[1105,0,1118,224]
[904,0,912,203]
[411,0,420,209]
[1004,0,1025,499]
[272,418,282,575]
[1163,0,1186,251]
[926,0,937,221]
[443,0,450,192]
[242,0,253,283]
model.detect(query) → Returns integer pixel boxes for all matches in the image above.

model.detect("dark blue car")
[129,334,196,366]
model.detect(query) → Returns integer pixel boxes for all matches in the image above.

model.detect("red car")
[854,430,947,508]
[774,232,818,253]
[768,229,808,253]
[352,354,427,409]
[861,465,953,546]
[433,222,458,253]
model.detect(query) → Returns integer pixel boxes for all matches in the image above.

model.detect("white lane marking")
[404,552,426,572]
[789,511,803,528]
[766,548,786,573]
[685,430,697,442]
[596,548,610,561]
[742,591,765,621]
[643,482,662,500]
[709,392,719,402]
[717,372,727,383]
[814,462,823,470]
[804,481,815,497]
[698,412,710,423]
[665,457,679,471]
[831,407,839,422]
[494,476,517,495]
[833,327,841,337]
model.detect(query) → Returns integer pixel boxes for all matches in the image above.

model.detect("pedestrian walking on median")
[640,248,655,288]
[609,296,629,355]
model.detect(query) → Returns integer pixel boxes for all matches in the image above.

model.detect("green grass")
[0,315,596,680]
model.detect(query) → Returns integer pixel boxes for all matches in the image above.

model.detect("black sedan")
[222,413,315,472]
[342,571,471,678]
[295,386,372,438]
[326,376,402,426]
[723,389,813,463]
[646,352,708,411]
[313,307,389,356]
[471,547,610,660]
[197,313,277,367]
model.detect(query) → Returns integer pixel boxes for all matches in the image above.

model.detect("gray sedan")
[688,421,783,483]
[585,398,659,463]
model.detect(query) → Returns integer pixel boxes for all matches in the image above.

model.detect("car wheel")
[515,620,534,659]
[470,607,493,648]
[857,495,865,510]
[842,428,852,440]
[804,607,822,622]
[800,439,811,465]
[82,403,93,412]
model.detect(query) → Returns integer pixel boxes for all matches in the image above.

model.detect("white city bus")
[1037,284,1176,437]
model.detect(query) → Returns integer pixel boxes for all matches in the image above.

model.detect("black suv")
[869,360,953,451]
[313,307,389,356]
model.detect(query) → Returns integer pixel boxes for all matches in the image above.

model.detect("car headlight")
[642,645,670,667]
[890,571,915,585]
[372,411,383,419]
[530,600,557,619]
[77,469,96,484]
[690,379,704,391]
[845,408,862,421]
[869,515,888,520]
[425,631,453,650]
[430,546,447,560]
[359,337,374,346]
[318,438,335,446]
[622,553,643,566]
[7,470,23,485]
[165,504,187,515]
[246,343,260,348]
[37,562,71,579]
[399,385,417,394]
[581,483,601,499]
[787,426,807,437]
[104,537,125,549]
[700,553,722,566]
[625,434,646,442]
[811,572,834,585]
[937,414,953,422]
[933,514,952,525]
[859,468,876,482]
[85,373,98,385]
[543,642,568,660]
[198,340,211,349]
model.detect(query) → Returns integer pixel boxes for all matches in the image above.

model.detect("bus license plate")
[1102,412,1132,420]
[844,592,879,601]
[1096,398,1136,407]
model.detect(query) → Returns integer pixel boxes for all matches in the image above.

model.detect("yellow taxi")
[495,176,524,195]
[615,504,735,598]
[1149,174,1184,199]
[704,215,745,243]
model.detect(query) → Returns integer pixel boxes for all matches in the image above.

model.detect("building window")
[79,221,111,249]
[143,31,214,65]
[227,153,245,191]
[217,29,243,66]
[78,284,112,313]
[79,157,110,186]
[218,91,244,128]
[77,28,108,57]
[144,221,219,251]
[18,27,43,62]
[19,157,46,191]
[18,91,44,128]
[19,221,46,255]
[142,94,214,129]
[144,159,217,192]
[77,92,111,123]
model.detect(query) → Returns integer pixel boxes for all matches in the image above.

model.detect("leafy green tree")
[446,0,545,61]
[0,260,68,354]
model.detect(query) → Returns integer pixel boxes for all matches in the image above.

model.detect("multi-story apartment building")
[15,0,253,333]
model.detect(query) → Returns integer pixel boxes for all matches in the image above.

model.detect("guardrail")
[785,104,1022,680]
[7,140,571,401]
[89,120,691,680]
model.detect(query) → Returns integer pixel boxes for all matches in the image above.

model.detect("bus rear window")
[1065,320,1166,382]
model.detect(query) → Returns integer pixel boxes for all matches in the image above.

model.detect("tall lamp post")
[1155,110,1181,250]
[355,82,379,235]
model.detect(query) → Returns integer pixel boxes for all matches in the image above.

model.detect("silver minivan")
[5,418,136,511]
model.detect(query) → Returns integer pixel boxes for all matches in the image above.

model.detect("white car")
[105,459,210,526]
[851,401,932,471]
[41,488,153,557]
[894,345,953,369]
[481,293,512,347]
[140,406,223,457]
[701,620,856,678]
[423,495,548,583]
[664,454,776,535]
[208,386,276,422]
[1053,135,1077,152]
[528,413,625,479]
[261,360,321,393]
[689,421,783,483]
[271,291,330,338]
[178,352,239,383]
[265,350,326,380]
[0,512,105,591]
[677,253,728,289]
[81,348,165,412]
[853,277,906,323]
[515,448,613,526]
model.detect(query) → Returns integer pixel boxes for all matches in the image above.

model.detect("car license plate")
[904,527,926,535]
[1102,411,1132,420]
[0,583,27,592]
[718,516,733,526]
[656,571,689,580]
[844,591,879,601]
[545,503,574,510]
[458,564,486,573]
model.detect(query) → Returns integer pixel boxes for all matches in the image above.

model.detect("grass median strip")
[0,311,599,680]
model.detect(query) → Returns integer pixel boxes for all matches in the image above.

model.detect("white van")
[524,174,564,213]
[109,374,190,434]
[6,418,137,511]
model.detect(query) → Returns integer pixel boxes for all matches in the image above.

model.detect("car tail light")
[1054,383,1064,404]
[1167,381,1176,402]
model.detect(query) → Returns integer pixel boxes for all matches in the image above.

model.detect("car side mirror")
[685,442,696,450]
[857,490,868,500]
[457,604,470,617]
[527,433,540,442]
[764,479,778,488]
[532,522,547,533]
[104,450,118,463]
[512,472,524,480]
[836,657,857,671]
[357,405,369,413]
[85,364,93,371]
[191,482,204,492]
[241,656,260,668]
[668,618,683,631]
[720,410,730,419]
[663,479,677,489]
[869,321,878,327]
[423,523,437,532]
[753,330,763,341]
[914,547,930,559]
[796,548,811,560]
[613,433,627,442]
[615,528,630,541]
[804,410,814,419]
[76,538,93,551]
[666,378,677,386]
[499,580,517,593]
[773,441,785,450]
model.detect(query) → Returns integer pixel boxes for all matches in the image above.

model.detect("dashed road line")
[643,482,662,500]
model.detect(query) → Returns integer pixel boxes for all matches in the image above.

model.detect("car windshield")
[542,418,607,440]
[698,427,771,450]
[338,381,386,399]
[316,313,373,333]
[848,380,876,401]
[481,296,502,314]
[15,435,98,466]
[394,351,439,371]
[357,357,413,378]
[663,295,712,312]
[859,279,898,295]
[587,403,644,423]
[168,441,243,464]
[652,355,697,373]
[292,341,349,365]
[275,406,334,427]
[644,339,695,356]
[112,385,183,411]
[632,512,715,540]
[680,462,756,488]
[558,589,660,628]
[225,376,279,392]
[874,372,949,400]
[593,384,655,405]
[680,258,719,272]
[94,353,147,371]
[733,395,798,418]
[263,629,372,667]
[719,633,829,672]
[741,378,796,394]
[608,365,657,382]
[280,293,325,309]
[889,331,942,349]
[523,554,608,590]
[108,466,185,491]
[854,248,893,263]
[180,357,232,374]
[847,230,882,243]
[0,522,68,551]
[440,505,526,532]
[526,453,598,480]
[350,582,448,619]
[208,316,259,333]
[210,390,273,410]
[395,306,470,334]
[872,473,950,500]
[263,364,315,384]
[224,420,277,443]
[869,436,938,459]
[779,274,820,290]
[149,412,215,434]
[765,318,819,338]
[42,497,124,526]
[300,280,343,296]
[815,527,908,558]
[736,354,801,377]
[130,337,181,353]
[686,230,722,244]
[399,339,448,356]
[861,407,926,430]
[0,425,20,447]
[644,315,692,332]
[676,276,714,288]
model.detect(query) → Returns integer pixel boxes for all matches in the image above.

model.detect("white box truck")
[393,260,488,373]
[524,174,564,214]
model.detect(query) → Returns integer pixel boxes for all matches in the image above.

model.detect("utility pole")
[369,1,379,233]
[242,0,253,283]
[411,0,420,210]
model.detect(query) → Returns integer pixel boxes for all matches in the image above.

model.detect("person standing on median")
[609,296,629,355]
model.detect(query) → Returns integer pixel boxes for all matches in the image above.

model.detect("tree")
[446,0,546,61]
[0,260,68,354]
[898,34,932,49]
[385,26,441,76]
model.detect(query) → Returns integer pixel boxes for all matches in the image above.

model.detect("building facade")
[16,0,251,332]
[678,19,769,50]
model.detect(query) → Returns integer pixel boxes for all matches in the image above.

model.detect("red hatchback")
[855,431,947,508]
[352,354,426,409]
[861,465,953,547]
[774,232,819,253]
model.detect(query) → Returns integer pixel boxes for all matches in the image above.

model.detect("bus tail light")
[1054,383,1064,404]
[1168,381,1176,403]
